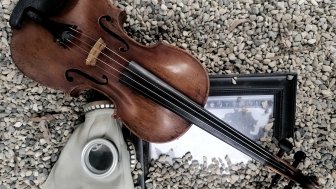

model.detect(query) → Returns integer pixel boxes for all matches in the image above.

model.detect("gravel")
[1,0,336,188]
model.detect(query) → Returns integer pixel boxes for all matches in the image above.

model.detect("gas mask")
[43,101,135,189]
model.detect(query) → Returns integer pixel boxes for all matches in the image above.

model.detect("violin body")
[10,0,209,142]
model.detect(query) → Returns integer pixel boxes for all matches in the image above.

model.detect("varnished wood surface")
[10,0,209,142]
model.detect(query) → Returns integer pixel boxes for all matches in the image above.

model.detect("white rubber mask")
[43,101,135,189]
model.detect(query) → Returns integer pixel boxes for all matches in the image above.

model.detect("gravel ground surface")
[1,0,335,189]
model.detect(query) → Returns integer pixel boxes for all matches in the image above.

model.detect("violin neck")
[119,61,314,188]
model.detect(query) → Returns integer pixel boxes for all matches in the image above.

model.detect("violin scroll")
[269,139,294,189]
[269,139,319,189]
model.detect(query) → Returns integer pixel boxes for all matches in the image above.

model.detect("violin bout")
[10,0,210,142]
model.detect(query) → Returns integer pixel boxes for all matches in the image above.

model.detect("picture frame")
[209,73,297,140]
[127,73,298,188]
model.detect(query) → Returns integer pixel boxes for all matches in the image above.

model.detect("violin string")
[67,39,295,175]
[64,34,292,174]
[63,43,121,82]
[65,33,293,174]
[69,28,130,63]
[68,29,281,159]
[68,28,279,161]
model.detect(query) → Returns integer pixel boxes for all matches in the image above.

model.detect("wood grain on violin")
[11,0,209,143]
[9,0,319,188]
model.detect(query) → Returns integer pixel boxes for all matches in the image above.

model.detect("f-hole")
[65,69,108,85]
[99,15,129,52]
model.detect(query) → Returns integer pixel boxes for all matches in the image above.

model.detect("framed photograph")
[128,73,298,188]
[209,73,297,140]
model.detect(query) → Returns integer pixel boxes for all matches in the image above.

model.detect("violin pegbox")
[268,139,294,189]
[268,139,316,189]
[283,151,307,189]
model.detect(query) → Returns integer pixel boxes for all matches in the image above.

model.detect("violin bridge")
[86,38,106,66]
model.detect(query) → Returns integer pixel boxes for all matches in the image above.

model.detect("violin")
[9,0,319,188]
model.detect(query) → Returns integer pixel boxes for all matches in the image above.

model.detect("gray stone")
[265,53,275,59]
[250,5,260,15]
[276,2,286,10]
[308,39,317,44]
[238,53,246,60]
[228,53,236,61]
[294,34,302,42]
[322,65,332,72]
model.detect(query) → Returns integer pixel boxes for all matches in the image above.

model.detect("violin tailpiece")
[86,38,106,66]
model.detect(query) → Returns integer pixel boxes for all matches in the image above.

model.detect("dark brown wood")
[10,0,209,143]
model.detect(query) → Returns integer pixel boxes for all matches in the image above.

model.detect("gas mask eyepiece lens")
[88,143,113,173]
[82,139,118,178]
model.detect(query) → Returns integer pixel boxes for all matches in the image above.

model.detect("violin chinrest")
[10,0,69,28]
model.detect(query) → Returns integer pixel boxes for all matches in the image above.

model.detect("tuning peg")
[292,151,306,167]
[277,139,294,157]
[283,151,307,189]
[284,183,293,189]
[268,174,281,189]
[268,139,294,189]
[284,176,319,189]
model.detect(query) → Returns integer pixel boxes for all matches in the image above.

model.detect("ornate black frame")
[127,73,298,188]
[209,73,297,140]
